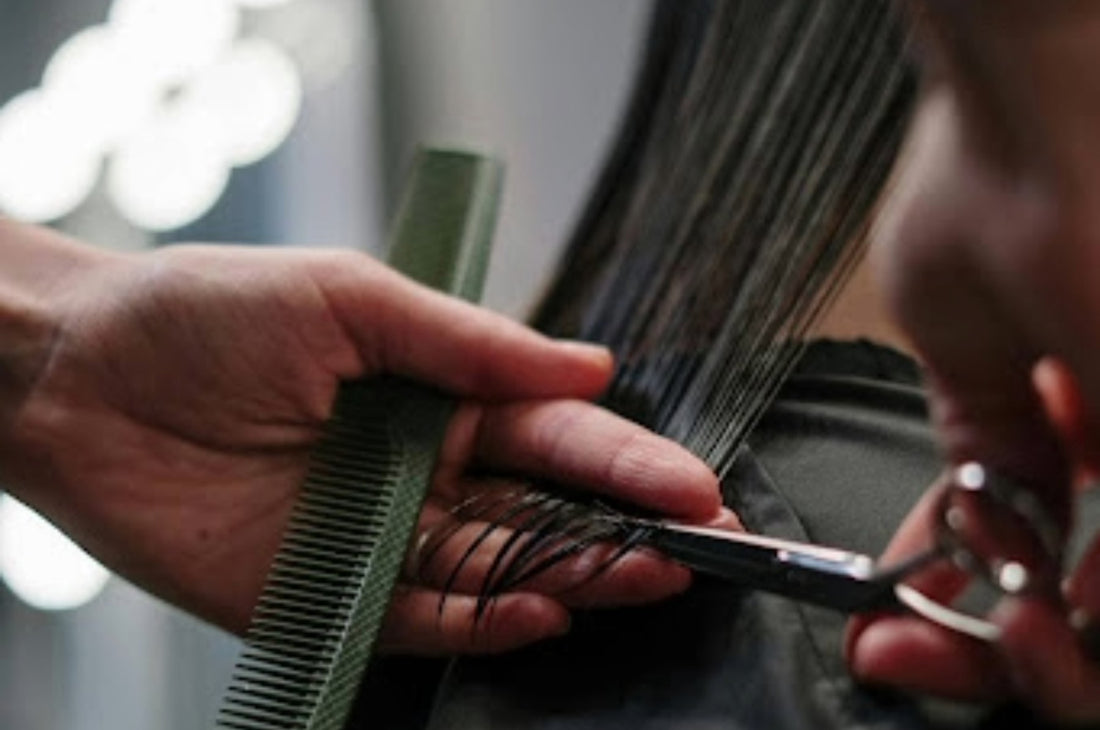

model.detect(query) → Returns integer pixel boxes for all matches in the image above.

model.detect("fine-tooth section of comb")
[216,148,504,730]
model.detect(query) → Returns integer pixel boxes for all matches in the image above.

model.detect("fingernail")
[557,340,613,363]
[711,506,744,531]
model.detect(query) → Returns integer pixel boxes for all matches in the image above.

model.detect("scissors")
[432,462,1063,643]
[640,519,999,639]
[633,461,1063,643]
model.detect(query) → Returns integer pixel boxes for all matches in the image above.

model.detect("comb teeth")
[218,385,403,730]
[216,150,503,730]
[218,381,459,730]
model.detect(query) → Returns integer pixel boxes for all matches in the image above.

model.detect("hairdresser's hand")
[849,3,1100,721]
[387,397,732,654]
[0,221,726,654]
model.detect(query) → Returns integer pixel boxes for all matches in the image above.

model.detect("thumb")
[316,254,614,400]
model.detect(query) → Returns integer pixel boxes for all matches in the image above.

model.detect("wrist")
[0,220,117,480]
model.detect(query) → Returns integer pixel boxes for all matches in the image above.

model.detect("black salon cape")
[354,340,1062,730]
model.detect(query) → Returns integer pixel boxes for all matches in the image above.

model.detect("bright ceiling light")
[108,104,231,231]
[42,25,159,153]
[0,0,311,231]
[0,495,110,612]
[108,0,241,88]
[182,38,303,166]
[252,0,362,90]
[0,90,102,222]
[234,0,296,7]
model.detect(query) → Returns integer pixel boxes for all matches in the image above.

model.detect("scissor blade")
[641,523,899,612]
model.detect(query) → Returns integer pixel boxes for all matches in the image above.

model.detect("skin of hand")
[847,2,1100,721]
[0,219,729,655]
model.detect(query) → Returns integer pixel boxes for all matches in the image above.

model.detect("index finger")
[311,254,616,401]
[470,400,725,522]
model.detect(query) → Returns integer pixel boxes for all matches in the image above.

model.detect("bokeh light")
[0,90,102,222]
[108,0,241,89]
[0,0,309,229]
[234,0,296,7]
[42,25,159,153]
[108,104,231,231]
[0,495,110,612]
[181,38,303,166]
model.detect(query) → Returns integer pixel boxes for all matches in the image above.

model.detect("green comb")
[216,148,504,730]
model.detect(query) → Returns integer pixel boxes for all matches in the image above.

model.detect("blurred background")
[0,0,651,726]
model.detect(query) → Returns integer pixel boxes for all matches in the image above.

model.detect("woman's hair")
[534,0,916,477]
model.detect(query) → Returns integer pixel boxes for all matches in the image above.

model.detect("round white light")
[181,38,303,166]
[108,0,241,88]
[0,90,101,222]
[42,24,160,153]
[252,0,362,90]
[108,103,231,231]
[234,0,295,7]
[0,495,110,612]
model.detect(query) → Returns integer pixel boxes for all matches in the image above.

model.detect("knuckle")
[603,429,653,488]
[529,402,586,470]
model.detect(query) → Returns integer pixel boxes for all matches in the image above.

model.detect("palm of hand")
[14,246,358,632]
